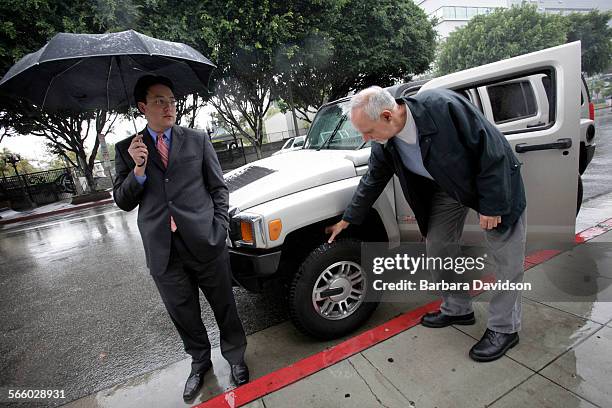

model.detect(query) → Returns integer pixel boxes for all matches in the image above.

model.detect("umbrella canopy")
[0,30,215,112]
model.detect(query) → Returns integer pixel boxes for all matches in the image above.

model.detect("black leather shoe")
[469,329,519,362]
[421,311,476,328]
[183,363,212,402]
[230,363,250,386]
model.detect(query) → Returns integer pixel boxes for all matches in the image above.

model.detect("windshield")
[282,138,294,149]
[304,101,368,150]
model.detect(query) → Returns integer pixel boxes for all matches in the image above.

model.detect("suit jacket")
[342,88,526,236]
[113,125,229,275]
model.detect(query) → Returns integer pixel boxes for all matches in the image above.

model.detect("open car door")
[395,42,581,243]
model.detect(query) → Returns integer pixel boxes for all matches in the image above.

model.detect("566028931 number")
[6,389,65,400]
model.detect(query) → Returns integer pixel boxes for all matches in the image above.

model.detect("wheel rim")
[311,261,366,321]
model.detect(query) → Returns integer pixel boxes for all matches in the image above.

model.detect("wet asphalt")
[583,108,612,202]
[0,206,289,407]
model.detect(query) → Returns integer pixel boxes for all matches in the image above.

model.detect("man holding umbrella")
[113,75,249,401]
[0,29,248,401]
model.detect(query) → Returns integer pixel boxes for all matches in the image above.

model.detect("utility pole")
[287,79,300,137]
[96,110,112,179]
[6,153,35,208]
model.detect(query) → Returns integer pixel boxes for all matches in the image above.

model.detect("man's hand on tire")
[325,220,349,243]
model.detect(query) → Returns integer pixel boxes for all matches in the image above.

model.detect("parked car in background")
[272,136,305,156]
[224,42,589,340]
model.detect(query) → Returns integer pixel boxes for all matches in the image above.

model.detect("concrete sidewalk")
[0,196,115,225]
[242,231,612,408]
[63,208,612,408]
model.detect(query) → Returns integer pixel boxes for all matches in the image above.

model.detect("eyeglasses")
[148,97,177,108]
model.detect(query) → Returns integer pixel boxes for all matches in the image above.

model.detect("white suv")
[224,42,592,339]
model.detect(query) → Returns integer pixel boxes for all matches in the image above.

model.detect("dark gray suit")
[113,125,246,370]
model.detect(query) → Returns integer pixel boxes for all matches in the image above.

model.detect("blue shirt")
[134,126,172,185]
[392,107,433,180]
[393,137,433,180]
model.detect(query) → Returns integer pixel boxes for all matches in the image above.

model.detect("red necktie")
[156,132,177,232]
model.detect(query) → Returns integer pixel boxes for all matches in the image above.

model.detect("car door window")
[487,81,537,123]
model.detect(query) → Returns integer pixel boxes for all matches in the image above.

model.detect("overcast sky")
[1,105,214,167]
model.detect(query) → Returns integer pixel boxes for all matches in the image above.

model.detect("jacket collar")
[400,97,438,137]
[167,125,185,171]
[400,97,438,160]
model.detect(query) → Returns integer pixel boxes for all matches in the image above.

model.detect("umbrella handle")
[131,117,145,167]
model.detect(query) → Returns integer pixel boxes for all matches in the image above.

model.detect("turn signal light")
[240,221,254,243]
[269,219,282,241]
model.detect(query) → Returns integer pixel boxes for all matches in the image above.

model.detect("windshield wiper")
[317,114,347,151]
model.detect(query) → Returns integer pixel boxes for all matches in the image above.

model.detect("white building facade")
[417,0,611,39]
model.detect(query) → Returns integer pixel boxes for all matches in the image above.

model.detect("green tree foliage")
[96,141,115,162]
[0,0,133,191]
[567,11,612,75]
[0,148,40,177]
[437,5,568,75]
[2,100,119,189]
[276,0,437,122]
[137,0,215,127]
[46,151,78,170]
[194,0,306,157]
[587,76,612,103]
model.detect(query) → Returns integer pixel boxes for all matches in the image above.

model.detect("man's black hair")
[133,75,175,104]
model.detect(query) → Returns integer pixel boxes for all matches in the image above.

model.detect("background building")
[417,0,611,39]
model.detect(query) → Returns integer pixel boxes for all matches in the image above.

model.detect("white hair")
[350,86,397,121]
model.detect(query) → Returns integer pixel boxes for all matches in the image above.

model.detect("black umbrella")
[0,29,215,113]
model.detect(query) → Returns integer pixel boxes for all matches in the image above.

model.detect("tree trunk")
[77,152,96,193]
[98,133,112,178]
[254,142,262,160]
[96,110,112,178]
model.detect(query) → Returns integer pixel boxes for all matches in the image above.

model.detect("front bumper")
[229,248,282,291]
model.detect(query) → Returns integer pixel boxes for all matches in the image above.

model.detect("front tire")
[288,239,378,340]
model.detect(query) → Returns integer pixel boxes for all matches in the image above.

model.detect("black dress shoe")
[469,329,519,362]
[183,364,212,402]
[230,363,250,386]
[421,311,476,328]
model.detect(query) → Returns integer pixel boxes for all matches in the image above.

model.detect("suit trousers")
[151,231,247,372]
[425,187,526,333]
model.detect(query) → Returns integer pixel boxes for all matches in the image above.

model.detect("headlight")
[231,212,266,248]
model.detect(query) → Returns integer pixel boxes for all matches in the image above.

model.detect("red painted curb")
[195,217,612,408]
[524,249,563,269]
[196,300,442,408]
[0,199,115,225]
[575,218,612,243]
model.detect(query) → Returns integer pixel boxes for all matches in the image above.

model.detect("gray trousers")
[425,188,526,333]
